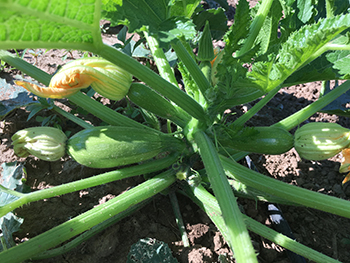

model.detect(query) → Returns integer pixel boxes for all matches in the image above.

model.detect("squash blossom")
[15,57,133,100]
[294,122,350,160]
[11,127,67,161]
[339,148,350,185]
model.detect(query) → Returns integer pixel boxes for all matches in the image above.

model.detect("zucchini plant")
[1,0,350,262]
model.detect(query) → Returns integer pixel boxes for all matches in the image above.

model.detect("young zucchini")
[67,126,185,168]
[127,83,191,127]
[214,125,294,155]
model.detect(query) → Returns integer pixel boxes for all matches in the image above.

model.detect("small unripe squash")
[67,126,185,168]
[214,125,294,155]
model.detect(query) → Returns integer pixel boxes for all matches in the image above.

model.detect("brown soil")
[1,2,350,263]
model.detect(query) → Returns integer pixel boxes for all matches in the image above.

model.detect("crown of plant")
[294,122,350,160]
[15,57,133,100]
[11,127,67,161]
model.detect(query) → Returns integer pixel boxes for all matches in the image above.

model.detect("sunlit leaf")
[0,0,102,50]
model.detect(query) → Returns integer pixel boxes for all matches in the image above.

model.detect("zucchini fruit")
[214,125,294,155]
[67,126,185,168]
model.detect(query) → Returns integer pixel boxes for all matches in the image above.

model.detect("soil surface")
[2,1,350,263]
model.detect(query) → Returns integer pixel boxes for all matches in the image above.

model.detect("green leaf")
[102,0,196,48]
[192,7,228,40]
[248,13,350,92]
[127,238,178,263]
[157,16,196,45]
[0,213,23,251]
[170,0,201,18]
[0,162,27,251]
[102,0,171,31]
[0,0,102,51]
[255,0,283,55]
[285,49,350,85]
[224,0,251,55]
[297,0,315,23]
[0,79,34,120]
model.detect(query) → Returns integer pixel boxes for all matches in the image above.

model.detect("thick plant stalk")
[68,92,152,130]
[0,169,177,263]
[274,80,350,131]
[144,32,178,87]
[0,50,151,130]
[31,200,149,260]
[194,130,258,263]
[171,39,211,107]
[220,155,350,218]
[231,80,350,161]
[232,85,281,127]
[98,44,208,123]
[0,154,178,218]
[182,184,340,263]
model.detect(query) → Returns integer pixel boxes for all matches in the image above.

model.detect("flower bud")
[294,122,350,160]
[15,57,132,100]
[11,127,67,161]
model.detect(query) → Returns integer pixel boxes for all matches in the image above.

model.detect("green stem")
[68,92,151,129]
[171,39,211,107]
[230,80,350,161]
[232,85,281,127]
[52,105,93,129]
[182,184,340,263]
[0,169,177,263]
[144,32,178,86]
[0,154,178,218]
[31,200,149,260]
[0,50,147,129]
[236,0,274,57]
[97,44,207,123]
[143,32,192,125]
[220,155,350,219]
[274,80,350,131]
[169,191,190,247]
[194,130,258,263]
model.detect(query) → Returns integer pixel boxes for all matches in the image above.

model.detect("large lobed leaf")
[242,13,350,93]
[102,0,197,48]
[0,0,102,50]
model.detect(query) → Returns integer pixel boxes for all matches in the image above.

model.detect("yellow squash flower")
[340,148,350,185]
[12,127,67,161]
[16,57,132,100]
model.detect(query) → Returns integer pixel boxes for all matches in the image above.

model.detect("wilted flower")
[11,127,67,161]
[15,57,132,100]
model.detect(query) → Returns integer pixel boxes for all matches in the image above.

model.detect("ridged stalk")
[220,155,350,218]
[182,184,340,263]
[171,39,211,107]
[97,44,207,123]
[0,169,177,263]
[194,130,258,263]
[0,154,178,218]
